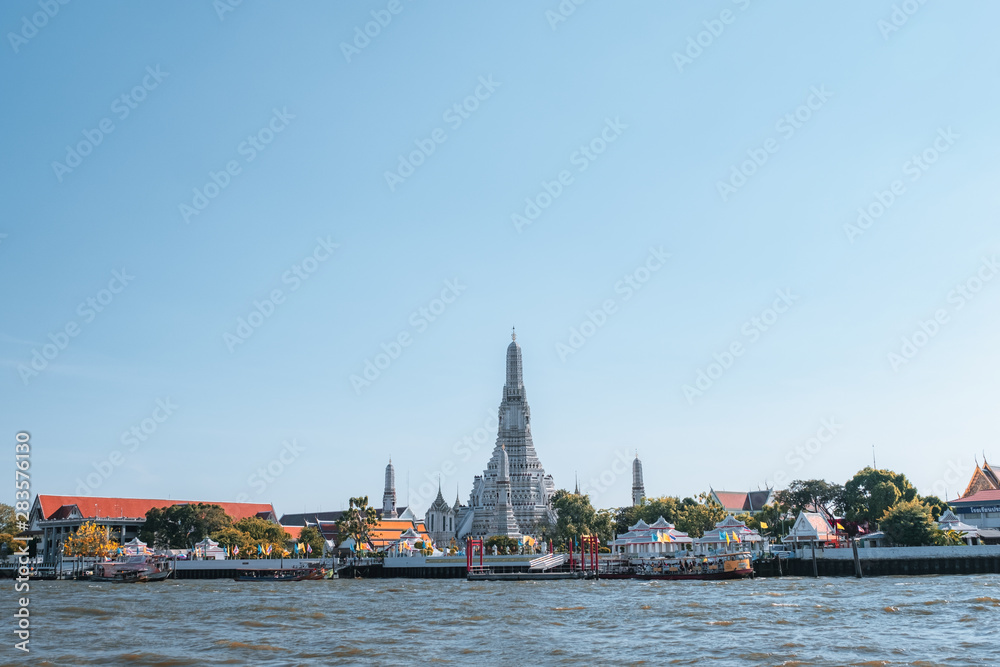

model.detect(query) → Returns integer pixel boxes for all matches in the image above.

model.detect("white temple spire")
[383,459,397,518]
[632,453,645,506]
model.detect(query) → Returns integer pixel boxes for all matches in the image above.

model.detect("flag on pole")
[760,521,769,529]
[725,532,731,545]
[836,522,845,530]
[306,543,312,554]
[233,545,240,556]
[266,544,273,555]
[257,544,263,555]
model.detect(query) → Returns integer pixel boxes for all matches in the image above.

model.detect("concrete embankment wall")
[755,547,1000,578]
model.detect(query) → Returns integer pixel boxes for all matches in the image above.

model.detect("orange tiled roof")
[36,495,275,522]
[282,526,303,540]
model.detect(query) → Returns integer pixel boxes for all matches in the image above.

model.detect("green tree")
[64,521,119,557]
[551,490,614,548]
[841,467,916,528]
[335,496,378,551]
[614,494,725,539]
[774,480,844,516]
[675,494,727,538]
[0,503,19,534]
[297,526,326,557]
[140,503,234,549]
[880,499,937,546]
[918,495,950,521]
[210,526,253,556]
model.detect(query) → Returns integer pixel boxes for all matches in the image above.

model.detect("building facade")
[28,495,276,561]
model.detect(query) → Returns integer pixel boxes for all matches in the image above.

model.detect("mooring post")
[811,541,818,578]
[852,538,863,579]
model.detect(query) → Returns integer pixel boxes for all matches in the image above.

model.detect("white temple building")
[936,509,981,544]
[613,516,692,555]
[457,331,557,539]
[782,511,837,547]
[696,515,766,555]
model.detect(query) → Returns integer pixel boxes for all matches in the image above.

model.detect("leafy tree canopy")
[774,480,844,516]
[613,493,726,538]
[841,467,916,527]
[0,504,20,535]
[140,503,233,549]
[297,526,326,556]
[880,499,938,546]
[64,521,119,557]
[335,496,378,551]
[551,490,614,548]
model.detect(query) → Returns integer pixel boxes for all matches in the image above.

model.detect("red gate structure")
[581,535,599,573]
[466,537,485,573]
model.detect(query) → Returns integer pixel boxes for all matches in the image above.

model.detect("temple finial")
[511,326,516,342]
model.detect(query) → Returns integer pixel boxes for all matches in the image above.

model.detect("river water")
[2,575,999,665]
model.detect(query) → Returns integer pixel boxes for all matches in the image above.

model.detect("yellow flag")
[760,521,769,529]
[725,532,730,544]
[836,522,845,530]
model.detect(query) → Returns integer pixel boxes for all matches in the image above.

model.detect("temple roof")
[34,495,275,523]
[710,489,774,512]
[428,483,451,513]
[952,489,1000,505]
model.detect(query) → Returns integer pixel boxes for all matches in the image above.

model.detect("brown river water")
[2,575,999,665]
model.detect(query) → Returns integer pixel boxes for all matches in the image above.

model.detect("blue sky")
[3,1,1000,519]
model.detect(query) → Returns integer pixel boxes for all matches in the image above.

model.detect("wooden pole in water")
[811,540,818,578]
[852,538,863,579]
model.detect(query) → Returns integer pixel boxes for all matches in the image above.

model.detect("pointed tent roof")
[428,480,451,513]
[782,511,836,543]
[937,509,979,535]
[629,518,651,531]
[961,462,1000,499]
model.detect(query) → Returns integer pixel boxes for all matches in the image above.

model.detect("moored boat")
[600,551,753,581]
[91,556,173,583]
